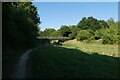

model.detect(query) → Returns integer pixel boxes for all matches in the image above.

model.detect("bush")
[95,28,118,44]
[69,33,76,39]
[102,33,118,44]
[95,30,102,40]
[76,30,94,41]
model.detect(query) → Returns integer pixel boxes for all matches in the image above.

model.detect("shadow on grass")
[29,45,119,78]
[2,45,33,79]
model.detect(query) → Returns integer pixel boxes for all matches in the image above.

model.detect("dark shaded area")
[94,36,101,40]
[2,2,40,79]
[36,39,50,46]
[29,46,119,78]
[63,32,71,37]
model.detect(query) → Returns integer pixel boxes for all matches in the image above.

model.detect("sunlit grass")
[62,39,118,57]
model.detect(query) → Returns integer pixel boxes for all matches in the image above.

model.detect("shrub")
[102,33,118,44]
[95,28,118,44]
[69,33,76,39]
[76,30,94,41]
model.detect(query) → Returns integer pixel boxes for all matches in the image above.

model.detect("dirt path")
[10,48,38,78]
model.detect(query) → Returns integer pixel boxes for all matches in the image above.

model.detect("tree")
[98,20,109,28]
[77,16,101,31]
[95,28,118,44]
[3,2,40,49]
[3,2,41,78]
[107,18,114,26]
[76,30,94,41]
[39,31,45,37]
[59,25,71,37]
[43,28,56,36]
[50,30,61,37]
[69,25,79,39]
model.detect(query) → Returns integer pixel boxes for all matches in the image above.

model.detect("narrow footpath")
[10,48,38,78]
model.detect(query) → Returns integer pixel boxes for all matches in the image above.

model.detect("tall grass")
[62,39,118,57]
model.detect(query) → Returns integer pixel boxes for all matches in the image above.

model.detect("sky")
[32,0,119,2]
[32,2,118,31]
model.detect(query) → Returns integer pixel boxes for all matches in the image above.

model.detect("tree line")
[39,17,119,44]
[3,2,40,54]
[3,2,119,52]
[3,2,41,78]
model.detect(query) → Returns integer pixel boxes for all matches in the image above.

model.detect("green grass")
[62,39,118,57]
[29,45,119,78]
[3,46,31,78]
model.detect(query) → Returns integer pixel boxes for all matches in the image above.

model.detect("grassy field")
[29,45,119,78]
[3,46,31,78]
[62,39,118,57]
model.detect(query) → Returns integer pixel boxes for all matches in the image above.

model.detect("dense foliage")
[69,25,79,39]
[3,2,41,78]
[76,30,94,41]
[40,17,118,44]
[77,17,109,31]
[3,2,40,52]
[59,25,71,37]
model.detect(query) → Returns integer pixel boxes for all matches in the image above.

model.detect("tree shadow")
[29,45,120,79]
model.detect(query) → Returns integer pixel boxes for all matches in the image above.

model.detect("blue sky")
[32,2,118,31]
